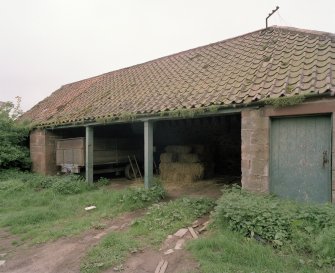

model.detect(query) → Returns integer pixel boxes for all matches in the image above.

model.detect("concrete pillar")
[85,126,94,184]
[144,120,153,189]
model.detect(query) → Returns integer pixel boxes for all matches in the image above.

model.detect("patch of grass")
[211,186,335,269]
[130,197,215,245]
[95,177,111,186]
[0,169,165,244]
[81,197,215,273]
[80,232,138,273]
[187,229,330,273]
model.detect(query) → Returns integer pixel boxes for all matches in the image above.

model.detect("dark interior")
[52,114,241,179]
[154,114,241,177]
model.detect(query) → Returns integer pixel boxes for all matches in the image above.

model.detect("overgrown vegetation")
[130,197,215,245]
[0,98,31,169]
[263,95,306,108]
[159,104,223,119]
[81,197,215,273]
[80,185,335,273]
[3,167,334,272]
[187,229,331,273]
[201,186,335,270]
[0,169,165,244]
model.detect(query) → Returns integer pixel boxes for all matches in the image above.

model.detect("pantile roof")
[22,26,335,127]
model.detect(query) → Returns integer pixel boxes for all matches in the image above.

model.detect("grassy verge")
[80,197,215,273]
[0,169,165,244]
[187,186,335,273]
[187,229,332,273]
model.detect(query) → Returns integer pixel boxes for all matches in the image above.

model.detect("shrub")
[51,175,92,194]
[131,197,215,232]
[119,183,166,206]
[0,98,31,169]
[214,186,335,266]
[95,177,111,186]
[0,169,91,194]
[214,186,292,246]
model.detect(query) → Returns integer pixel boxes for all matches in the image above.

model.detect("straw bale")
[165,145,192,154]
[160,153,177,163]
[159,162,204,183]
[178,153,200,163]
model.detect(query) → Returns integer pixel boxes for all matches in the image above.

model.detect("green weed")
[81,197,215,273]
[213,186,335,267]
[81,232,137,273]
[263,95,306,108]
[130,197,215,245]
[119,183,166,207]
[95,177,111,186]
[51,175,92,194]
[0,169,165,243]
[187,229,329,273]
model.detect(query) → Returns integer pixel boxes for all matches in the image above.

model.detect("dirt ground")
[109,216,210,273]
[0,211,144,273]
[0,176,238,273]
[108,175,239,199]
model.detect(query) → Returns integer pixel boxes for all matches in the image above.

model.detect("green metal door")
[270,115,332,203]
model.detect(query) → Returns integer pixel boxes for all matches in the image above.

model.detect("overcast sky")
[0,0,334,111]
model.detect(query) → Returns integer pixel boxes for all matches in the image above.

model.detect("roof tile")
[21,26,335,126]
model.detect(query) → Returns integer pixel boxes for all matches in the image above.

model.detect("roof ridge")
[271,25,335,39]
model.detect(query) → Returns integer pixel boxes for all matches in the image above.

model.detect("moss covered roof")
[22,26,335,127]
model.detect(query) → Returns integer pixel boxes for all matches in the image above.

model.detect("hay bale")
[165,145,192,154]
[160,153,177,163]
[178,153,200,163]
[159,162,204,183]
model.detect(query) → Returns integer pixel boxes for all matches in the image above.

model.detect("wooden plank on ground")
[174,228,188,238]
[188,227,198,239]
[192,220,199,228]
[154,260,165,273]
[160,261,168,273]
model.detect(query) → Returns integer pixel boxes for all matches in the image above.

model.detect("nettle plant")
[214,186,335,267]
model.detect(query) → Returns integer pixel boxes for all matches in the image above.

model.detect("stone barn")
[21,26,335,203]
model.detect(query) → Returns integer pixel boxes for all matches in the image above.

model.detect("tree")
[0,97,31,169]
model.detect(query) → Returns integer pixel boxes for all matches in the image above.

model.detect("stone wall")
[333,114,335,202]
[241,109,270,193]
[30,129,59,175]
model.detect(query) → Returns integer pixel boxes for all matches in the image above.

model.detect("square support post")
[144,120,153,189]
[85,126,94,184]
